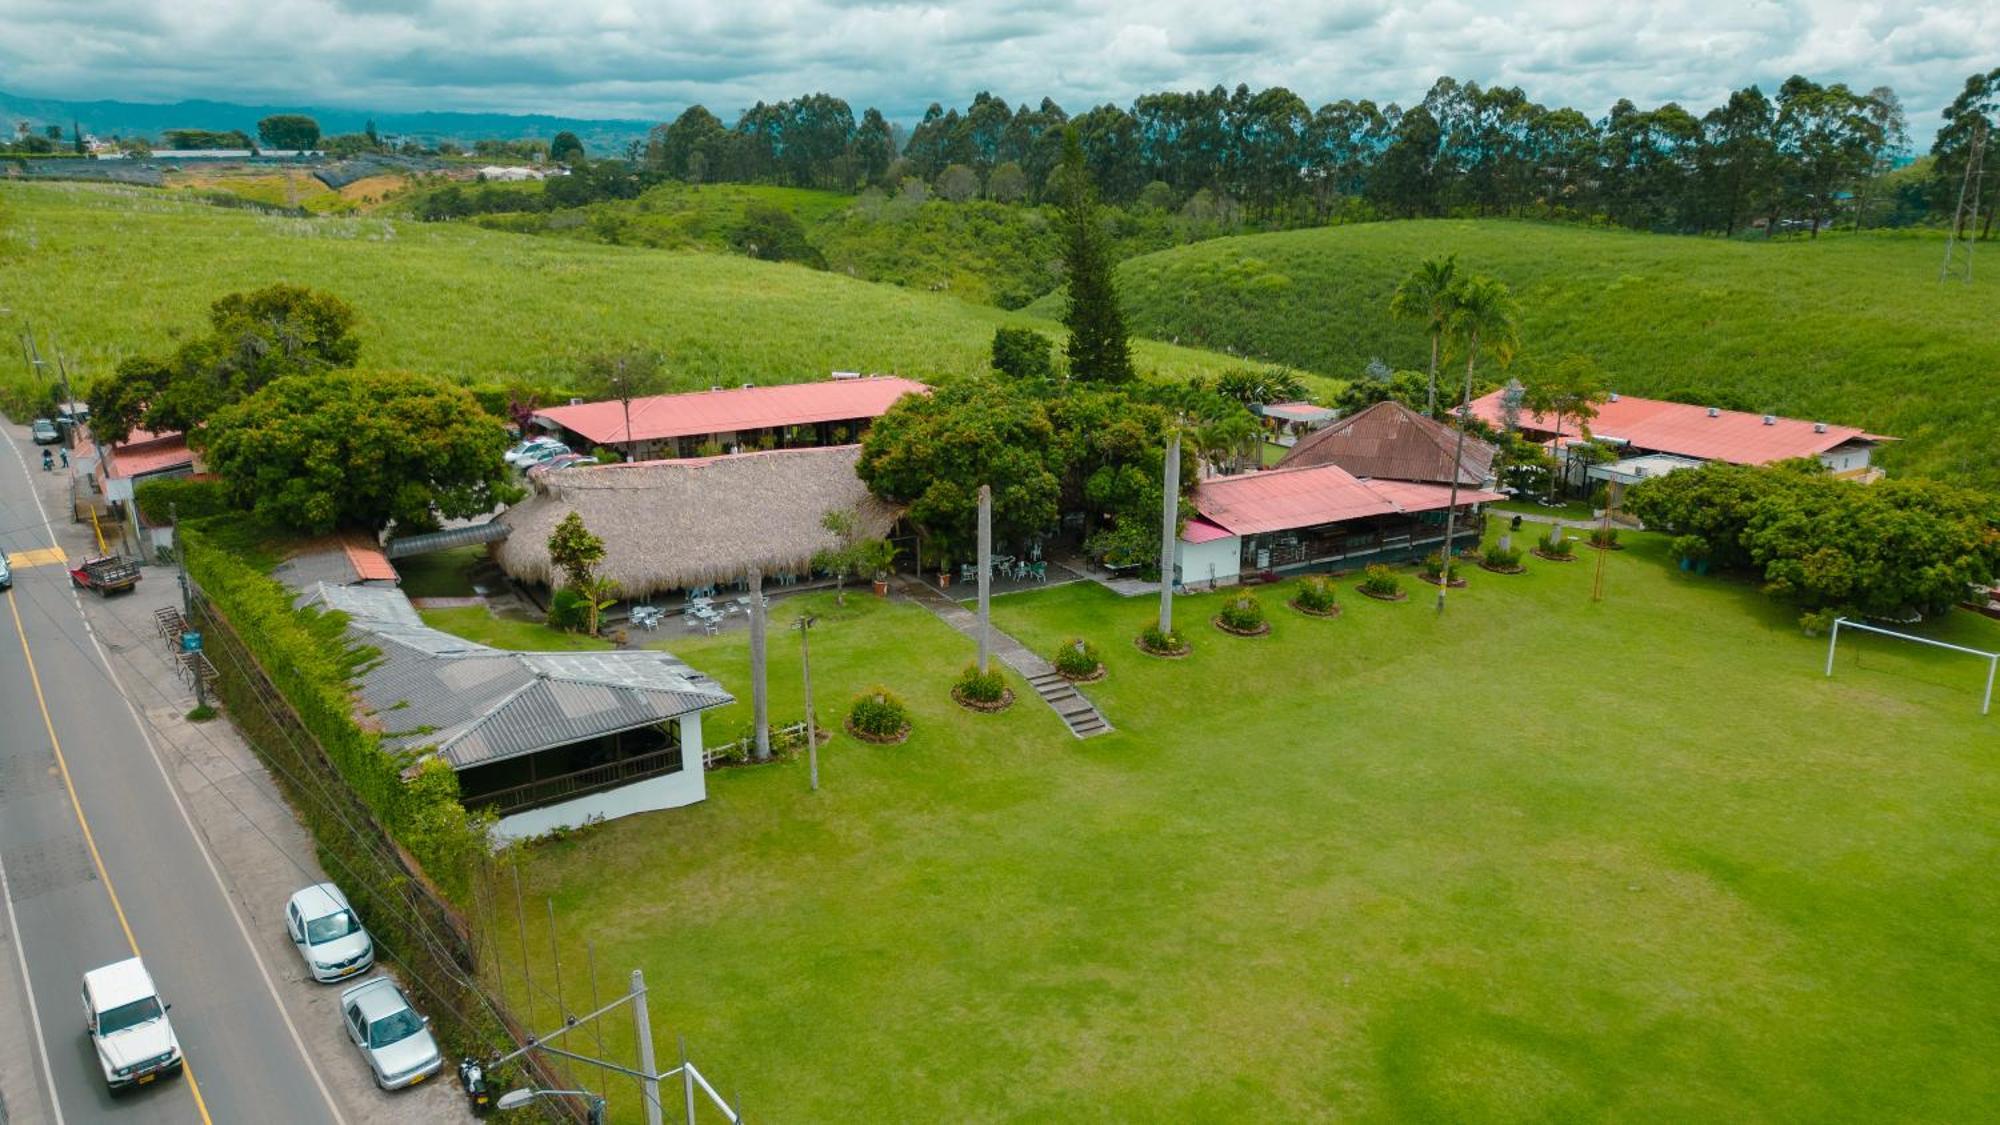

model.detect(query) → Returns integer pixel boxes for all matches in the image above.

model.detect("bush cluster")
[1540,534,1575,557]
[1420,551,1458,581]
[954,664,1008,704]
[1138,624,1187,654]
[1589,526,1621,548]
[1217,591,1266,631]
[848,688,912,738]
[135,477,234,527]
[1359,564,1403,597]
[1484,542,1524,569]
[1053,638,1102,678]
[1293,575,1340,613]
[547,587,591,632]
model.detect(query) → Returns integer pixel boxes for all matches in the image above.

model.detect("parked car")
[503,437,566,466]
[514,442,573,468]
[340,977,443,1090]
[285,883,375,983]
[529,452,591,474]
[81,957,183,1093]
[31,418,62,444]
[0,554,11,591]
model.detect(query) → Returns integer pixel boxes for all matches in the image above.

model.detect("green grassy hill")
[0,182,1249,408]
[1034,221,2000,485]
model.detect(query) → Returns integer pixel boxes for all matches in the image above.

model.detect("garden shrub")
[1294,575,1340,612]
[1217,591,1266,631]
[1420,551,1458,581]
[1053,638,1102,677]
[1541,534,1575,557]
[1671,534,1711,563]
[1359,564,1403,597]
[954,664,1008,704]
[548,587,591,631]
[1589,526,1621,548]
[1484,542,1524,569]
[1138,624,1187,653]
[848,687,912,739]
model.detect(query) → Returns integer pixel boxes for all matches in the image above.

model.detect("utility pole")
[976,484,992,673]
[630,969,663,1125]
[1940,118,1986,285]
[748,568,769,761]
[1158,431,1180,634]
[171,501,206,710]
[795,613,819,791]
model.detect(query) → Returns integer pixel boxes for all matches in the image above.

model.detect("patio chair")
[960,563,978,584]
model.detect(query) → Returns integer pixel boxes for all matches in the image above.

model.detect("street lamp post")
[498,1086,608,1125]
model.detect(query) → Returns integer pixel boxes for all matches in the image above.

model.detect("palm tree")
[1434,274,1521,614]
[1388,254,1458,416]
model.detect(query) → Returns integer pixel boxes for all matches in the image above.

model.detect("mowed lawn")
[492,536,2000,1122]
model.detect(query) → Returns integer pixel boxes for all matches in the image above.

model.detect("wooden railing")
[465,745,684,817]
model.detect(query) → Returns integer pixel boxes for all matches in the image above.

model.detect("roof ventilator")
[1706,406,1719,417]
[1762,414,1776,426]
[1814,422,1828,433]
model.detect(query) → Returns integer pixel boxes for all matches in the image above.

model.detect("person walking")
[59,447,69,469]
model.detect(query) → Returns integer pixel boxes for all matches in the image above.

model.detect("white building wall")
[1176,536,1242,590]
[1818,445,1873,474]
[489,713,707,843]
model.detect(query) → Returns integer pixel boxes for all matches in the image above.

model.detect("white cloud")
[0,0,1989,138]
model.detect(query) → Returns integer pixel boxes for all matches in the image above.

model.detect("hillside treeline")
[646,67,2000,238]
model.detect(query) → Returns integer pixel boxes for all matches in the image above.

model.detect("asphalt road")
[0,430,344,1125]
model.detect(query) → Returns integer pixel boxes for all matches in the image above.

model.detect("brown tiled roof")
[1277,400,1497,486]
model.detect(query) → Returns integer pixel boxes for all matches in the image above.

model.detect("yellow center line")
[6,589,215,1124]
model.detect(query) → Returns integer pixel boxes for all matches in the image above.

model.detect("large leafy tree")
[87,284,362,444]
[1931,67,2000,241]
[857,378,1062,562]
[256,114,321,150]
[1055,128,1135,384]
[1388,254,1458,415]
[196,370,517,533]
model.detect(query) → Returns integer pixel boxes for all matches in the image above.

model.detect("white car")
[339,977,443,1090]
[286,883,376,983]
[504,437,566,466]
[514,442,573,468]
[81,957,183,1093]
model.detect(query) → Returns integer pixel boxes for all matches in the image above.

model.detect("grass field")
[491,538,2000,1122]
[1031,220,2000,485]
[0,181,1254,406]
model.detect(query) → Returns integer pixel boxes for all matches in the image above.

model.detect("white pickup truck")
[81,957,184,1092]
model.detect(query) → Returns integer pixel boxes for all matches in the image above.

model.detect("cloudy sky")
[2,0,1992,138]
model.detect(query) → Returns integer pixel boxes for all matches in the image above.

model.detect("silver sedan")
[339,977,443,1090]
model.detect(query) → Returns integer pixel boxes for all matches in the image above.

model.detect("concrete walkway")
[896,578,1111,738]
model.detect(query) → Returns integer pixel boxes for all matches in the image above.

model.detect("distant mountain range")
[0,88,656,156]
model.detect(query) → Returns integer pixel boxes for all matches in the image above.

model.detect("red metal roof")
[1466,391,1880,466]
[105,431,194,479]
[533,376,929,446]
[1182,516,1235,544]
[339,533,399,583]
[1189,464,1502,539]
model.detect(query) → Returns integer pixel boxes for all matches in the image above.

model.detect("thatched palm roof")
[494,445,900,596]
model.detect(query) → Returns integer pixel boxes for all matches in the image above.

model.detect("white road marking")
[0,821,67,1125]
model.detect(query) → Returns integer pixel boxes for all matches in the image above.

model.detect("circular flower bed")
[1532,547,1577,562]
[1417,573,1470,588]
[846,688,913,744]
[1134,625,1191,658]
[1052,639,1106,682]
[1357,586,1410,602]
[952,685,1016,712]
[1356,564,1407,601]
[1212,614,1272,636]
[1289,599,1342,617]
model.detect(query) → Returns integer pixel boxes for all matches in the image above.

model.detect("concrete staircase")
[1024,669,1112,738]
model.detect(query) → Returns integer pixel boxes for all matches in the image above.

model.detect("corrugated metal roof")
[385,522,510,559]
[1191,465,1502,538]
[1277,400,1496,485]
[1465,390,1881,465]
[301,583,732,769]
[533,376,929,446]
[1182,516,1235,544]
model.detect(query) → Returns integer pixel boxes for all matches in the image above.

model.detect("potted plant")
[855,538,899,596]
[1673,535,1711,575]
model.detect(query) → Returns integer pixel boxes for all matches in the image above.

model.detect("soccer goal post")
[1824,617,1999,715]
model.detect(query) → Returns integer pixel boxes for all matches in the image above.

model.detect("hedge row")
[180,523,484,898]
